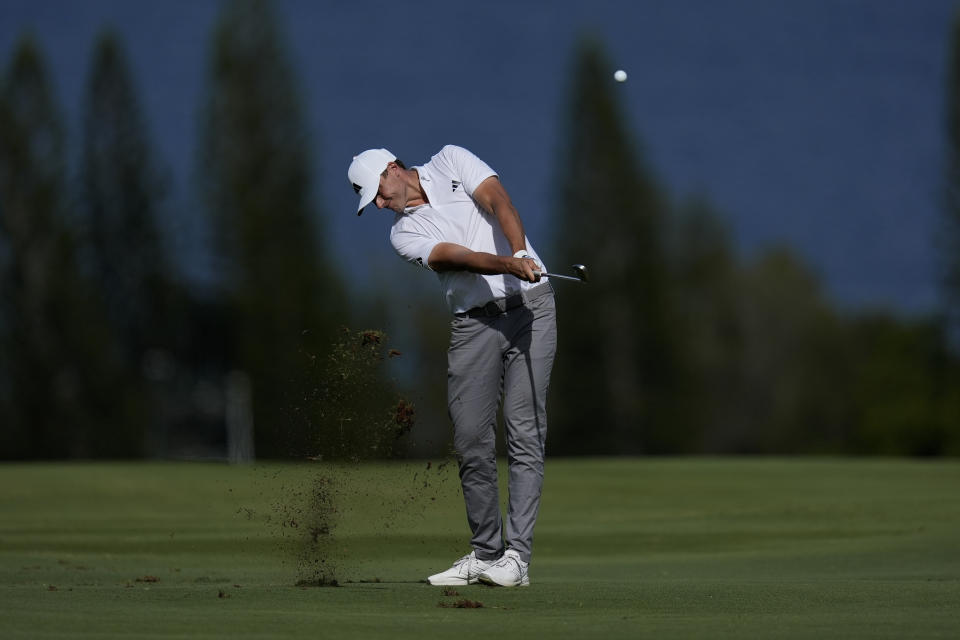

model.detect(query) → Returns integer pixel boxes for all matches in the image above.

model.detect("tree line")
[1,0,958,459]
[0,0,349,460]
[550,40,960,456]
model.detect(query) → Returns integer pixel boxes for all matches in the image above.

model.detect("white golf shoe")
[477,549,529,587]
[426,551,493,586]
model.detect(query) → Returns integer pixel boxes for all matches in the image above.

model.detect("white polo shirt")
[390,145,547,315]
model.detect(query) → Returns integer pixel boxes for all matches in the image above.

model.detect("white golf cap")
[348,148,396,215]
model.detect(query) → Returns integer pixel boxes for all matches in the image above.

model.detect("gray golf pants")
[447,284,557,564]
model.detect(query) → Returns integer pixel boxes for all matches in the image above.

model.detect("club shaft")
[539,272,582,281]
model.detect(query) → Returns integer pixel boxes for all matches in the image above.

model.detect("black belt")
[455,282,554,318]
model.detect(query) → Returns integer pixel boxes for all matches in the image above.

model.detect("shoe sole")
[477,575,530,587]
[427,577,473,586]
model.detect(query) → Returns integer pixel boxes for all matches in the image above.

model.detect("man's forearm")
[428,242,537,282]
[429,243,508,274]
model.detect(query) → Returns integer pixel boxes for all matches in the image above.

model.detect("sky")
[0,0,956,314]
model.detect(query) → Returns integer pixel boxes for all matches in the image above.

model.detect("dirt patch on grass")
[438,598,484,609]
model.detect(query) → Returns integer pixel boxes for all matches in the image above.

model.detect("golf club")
[533,263,589,283]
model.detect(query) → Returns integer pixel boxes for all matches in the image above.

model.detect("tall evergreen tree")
[549,38,682,454]
[80,30,175,367]
[930,10,960,458]
[0,36,130,458]
[944,11,960,351]
[79,30,186,457]
[197,0,343,457]
[669,198,744,451]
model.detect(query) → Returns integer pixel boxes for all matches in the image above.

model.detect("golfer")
[348,145,557,587]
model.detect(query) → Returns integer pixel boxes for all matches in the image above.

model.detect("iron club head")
[533,263,590,283]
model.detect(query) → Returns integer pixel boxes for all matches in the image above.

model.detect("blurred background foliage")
[1,0,958,460]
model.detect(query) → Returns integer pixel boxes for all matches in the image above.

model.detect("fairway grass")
[1,458,957,638]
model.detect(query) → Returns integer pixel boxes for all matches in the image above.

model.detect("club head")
[572,264,589,282]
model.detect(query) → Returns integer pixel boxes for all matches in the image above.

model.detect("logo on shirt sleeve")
[451,180,461,192]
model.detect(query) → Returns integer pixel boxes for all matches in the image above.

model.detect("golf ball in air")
[614,69,628,82]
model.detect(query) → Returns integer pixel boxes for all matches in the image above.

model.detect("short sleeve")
[437,145,497,195]
[390,222,439,271]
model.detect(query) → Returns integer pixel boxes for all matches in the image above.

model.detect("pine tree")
[78,30,190,457]
[669,198,743,451]
[197,0,344,457]
[0,36,130,458]
[80,30,174,366]
[549,38,682,454]
[944,12,960,351]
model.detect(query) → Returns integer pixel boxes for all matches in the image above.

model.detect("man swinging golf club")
[348,144,558,587]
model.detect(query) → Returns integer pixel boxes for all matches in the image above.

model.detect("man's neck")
[403,168,429,208]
